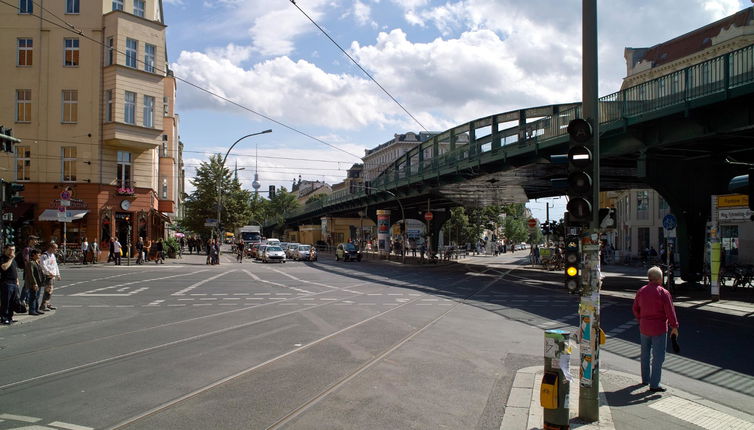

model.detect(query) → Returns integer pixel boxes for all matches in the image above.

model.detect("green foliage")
[164,237,179,255]
[305,193,329,205]
[182,154,255,236]
[266,186,300,229]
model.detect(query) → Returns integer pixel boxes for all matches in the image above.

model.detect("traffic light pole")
[579,0,601,422]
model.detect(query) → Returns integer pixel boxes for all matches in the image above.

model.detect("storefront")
[16,183,169,260]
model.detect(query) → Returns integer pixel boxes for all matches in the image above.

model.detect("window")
[64,38,79,66]
[125,38,137,68]
[112,0,123,11]
[636,190,649,220]
[62,147,77,182]
[66,0,79,14]
[61,90,78,123]
[163,96,169,116]
[16,145,31,181]
[17,38,32,66]
[105,90,113,122]
[161,177,168,199]
[161,137,168,157]
[143,95,154,127]
[105,37,114,66]
[133,0,145,17]
[19,0,32,14]
[124,91,136,124]
[117,151,132,188]
[15,89,31,123]
[144,43,155,72]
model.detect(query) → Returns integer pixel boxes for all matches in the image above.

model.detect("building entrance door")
[115,212,132,251]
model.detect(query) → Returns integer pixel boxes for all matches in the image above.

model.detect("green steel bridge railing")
[287,43,754,219]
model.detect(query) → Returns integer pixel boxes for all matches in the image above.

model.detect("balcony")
[104,122,162,151]
[158,199,174,213]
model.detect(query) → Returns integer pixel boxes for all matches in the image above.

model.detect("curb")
[502,365,754,430]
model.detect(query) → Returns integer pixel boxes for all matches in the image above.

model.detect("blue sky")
[161,0,748,222]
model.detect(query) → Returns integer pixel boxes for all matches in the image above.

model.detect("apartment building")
[0,0,183,255]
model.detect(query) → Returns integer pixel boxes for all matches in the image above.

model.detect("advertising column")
[377,210,390,255]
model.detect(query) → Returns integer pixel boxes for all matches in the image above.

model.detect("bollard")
[542,329,572,430]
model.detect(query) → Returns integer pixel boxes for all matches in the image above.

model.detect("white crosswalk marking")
[649,396,754,429]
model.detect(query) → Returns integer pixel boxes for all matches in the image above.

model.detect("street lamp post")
[381,189,406,264]
[217,129,272,240]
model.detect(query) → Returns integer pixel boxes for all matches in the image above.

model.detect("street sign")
[662,214,677,230]
[527,218,537,229]
[424,211,433,221]
[204,218,218,227]
[60,191,71,200]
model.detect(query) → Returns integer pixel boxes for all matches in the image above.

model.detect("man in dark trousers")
[632,266,680,392]
[0,244,20,324]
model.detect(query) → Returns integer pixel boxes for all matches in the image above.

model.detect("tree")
[446,207,471,245]
[182,154,253,236]
[266,186,299,227]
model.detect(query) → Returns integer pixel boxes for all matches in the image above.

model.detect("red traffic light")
[567,118,593,144]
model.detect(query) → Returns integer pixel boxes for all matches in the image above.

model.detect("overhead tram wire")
[5,0,363,161]
[12,135,357,165]
[290,0,429,133]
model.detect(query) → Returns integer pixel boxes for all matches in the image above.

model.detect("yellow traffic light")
[566,266,578,277]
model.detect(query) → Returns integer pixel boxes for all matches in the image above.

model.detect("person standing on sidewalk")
[113,238,122,266]
[91,237,99,265]
[81,237,89,264]
[135,237,145,265]
[40,243,61,312]
[632,266,680,392]
[0,245,20,324]
[25,250,44,316]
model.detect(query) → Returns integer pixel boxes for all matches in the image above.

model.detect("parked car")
[262,245,286,263]
[294,244,312,261]
[336,243,361,262]
[286,243,300,259]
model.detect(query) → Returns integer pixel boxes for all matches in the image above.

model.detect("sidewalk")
[502,365,754,429]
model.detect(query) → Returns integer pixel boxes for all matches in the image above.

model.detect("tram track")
[0,268,439,391]
[106,268,513,430]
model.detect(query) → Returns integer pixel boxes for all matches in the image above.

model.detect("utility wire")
[5,0,363,161]
[290,0,429,133]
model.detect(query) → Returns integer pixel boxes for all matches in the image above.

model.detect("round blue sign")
[663,214,677,230]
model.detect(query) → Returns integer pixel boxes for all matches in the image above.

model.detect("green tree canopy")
[181,154,254,236]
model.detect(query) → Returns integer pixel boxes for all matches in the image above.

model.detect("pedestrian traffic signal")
[564,235,580,293]
[3,226,14,245]
[566,119,594,226]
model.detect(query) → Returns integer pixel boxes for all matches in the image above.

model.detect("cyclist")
[236,239,245,263]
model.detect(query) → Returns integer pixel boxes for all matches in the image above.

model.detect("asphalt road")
[0,252,751,429]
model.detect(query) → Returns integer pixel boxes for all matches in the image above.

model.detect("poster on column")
[377,210,391,254]
[580,353,593,387]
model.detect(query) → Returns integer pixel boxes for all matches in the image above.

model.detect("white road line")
[0,413,41,422]
[72,270,211,297]
[254,293,271,295]
[49,421,95,430]
[172,271,234,296]
[649,396,754,430]
[56,272,133,290]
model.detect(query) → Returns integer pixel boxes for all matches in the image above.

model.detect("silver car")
[286,243,301,259]
[262,246,286,263]
[294,245,312,261]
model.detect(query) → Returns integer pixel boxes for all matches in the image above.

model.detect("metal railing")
[286,43,754,219]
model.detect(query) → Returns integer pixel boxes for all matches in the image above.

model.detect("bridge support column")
[427,211,450,257]
[646,156,730,283]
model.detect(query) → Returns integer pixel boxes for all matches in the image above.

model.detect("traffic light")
[3,226,14,245]
[541,223,550,235]
[564,235,580,293]
[0,126,20,153]
[566,119,594,226]
[269,185,276,198]
[8,183,24,205]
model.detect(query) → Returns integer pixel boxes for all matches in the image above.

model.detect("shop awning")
[38,209,89,222]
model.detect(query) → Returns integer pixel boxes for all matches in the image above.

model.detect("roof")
[631,7,753,68]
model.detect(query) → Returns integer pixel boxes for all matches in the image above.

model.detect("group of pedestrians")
[206,239,220,265]
[105,237,167,265]
[186,236,203,255]
[0,240,61,325]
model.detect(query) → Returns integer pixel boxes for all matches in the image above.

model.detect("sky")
[161,0,749,223]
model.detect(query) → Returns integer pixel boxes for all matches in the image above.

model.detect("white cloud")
[352,0,378,28]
